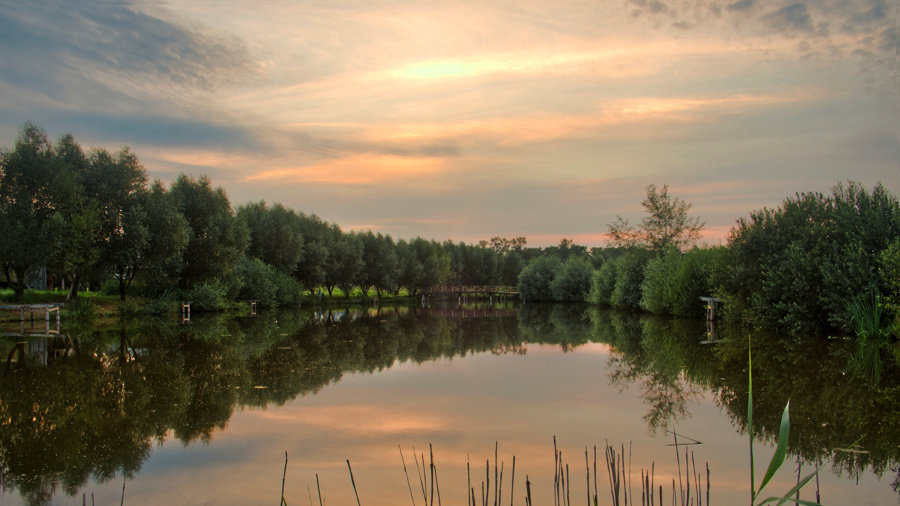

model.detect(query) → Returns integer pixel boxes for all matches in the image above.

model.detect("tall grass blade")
[758,402,791,495]
[754,470,820,505]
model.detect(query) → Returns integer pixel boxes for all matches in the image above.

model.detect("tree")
[326,228,363,296]
[294,213,332,291]
[358,231,398,297]
[550,257,594,302]
[517,256,561,302]
[608,184,704,253]
[0,123,86,301]
[139,180,189,295]
[85,147,150,300]
[721,181,900,334]
[238,201,303,274]
[169,174,247,288]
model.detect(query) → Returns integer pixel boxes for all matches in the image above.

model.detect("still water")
[1,303,897,505]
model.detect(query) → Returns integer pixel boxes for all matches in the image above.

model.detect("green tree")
[326,228,364,297]
[550,256,594,302]
[139,181,189,295]
[294,213,331,291]
[358,231,399,297]
[517,255,561,302]
[169,174,247,289]
[608,184,704,253]
[85,147,150,300]
[237,201,303,274]
[0,123,91,301]
[722,182,900,334]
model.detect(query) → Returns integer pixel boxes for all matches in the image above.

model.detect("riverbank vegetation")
[2,123,898,337]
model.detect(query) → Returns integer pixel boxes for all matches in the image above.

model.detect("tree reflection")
[0,304,897,503]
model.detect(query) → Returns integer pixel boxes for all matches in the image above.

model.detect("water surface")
[1,303,896,505]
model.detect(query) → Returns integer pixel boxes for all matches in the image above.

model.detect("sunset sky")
[1,0,896,246]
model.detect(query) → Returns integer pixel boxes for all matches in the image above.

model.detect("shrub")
[185,280,229,312]
[588,258,619,305]
[610,249,651,310]
[517,256,561,302]
[550,257,594,302]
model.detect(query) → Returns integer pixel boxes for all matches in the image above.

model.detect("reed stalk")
[281,451,288,506]
[347,459,361,506]
[400,446,416,506]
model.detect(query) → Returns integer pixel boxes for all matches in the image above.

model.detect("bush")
[185,280,229,312]
[610,250,651,310]
[272,269,302,307]
[235,256,277,308]
[588,258,619,305]
[517,256,561,302]
[721,182,900,334]
[640,251,681,314]
[550,257,593,302]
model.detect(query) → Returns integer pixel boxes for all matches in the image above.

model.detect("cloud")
[0,1,256,93]
[726,0,757,12]
[762,3,814,32]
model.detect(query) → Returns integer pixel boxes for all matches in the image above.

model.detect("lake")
[0,303,896,505]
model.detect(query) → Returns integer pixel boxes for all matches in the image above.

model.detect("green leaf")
[758,401,791,494]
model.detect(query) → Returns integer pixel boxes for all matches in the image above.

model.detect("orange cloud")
[244,154,449,185]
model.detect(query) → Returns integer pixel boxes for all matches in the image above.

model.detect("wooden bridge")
[423,286,518,297]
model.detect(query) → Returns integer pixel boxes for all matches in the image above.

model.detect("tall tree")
[140,180,189,294]
[85,147,150,300]
[169,174,247,288]
[607,184,704,253]
[0,123,77,301]
[238,201,303,274]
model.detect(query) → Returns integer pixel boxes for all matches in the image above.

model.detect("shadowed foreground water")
[1,303,897,505]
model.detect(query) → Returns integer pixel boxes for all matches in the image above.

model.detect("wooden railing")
[423,286,518,295]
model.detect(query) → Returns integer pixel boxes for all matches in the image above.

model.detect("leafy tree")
[610,249,652,310]
[550,256,594,302]
[139,181,189,295]
[0,123,92,301]
[326,228,364,296]
[588,256,619,305]
[85,147,150,300]
[358,231,399,297]
[608,184,704,253]
[169,174,247,289]
[237,201,303,274]
[517,255,561,302]
[294,213,331,291]
[722,182,900,334]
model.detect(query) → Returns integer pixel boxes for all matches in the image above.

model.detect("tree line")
[3,123,898,337]
[0,123,547,308]
[517,182,900,337]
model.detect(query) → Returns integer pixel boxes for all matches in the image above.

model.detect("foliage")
[184,280,229,312]
[721,182,900,335]
[549,256,593,302]
[610,249,652,310]
[234,256,277,308]
[588,257,619,305]
[640,247,725,317]
[608,184,704,253]
[881,240,900,336]
[516,255,561,302]
[169,174,247,289]
[237,201,303,274]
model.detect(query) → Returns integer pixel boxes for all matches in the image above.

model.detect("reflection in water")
[0,303,897,504]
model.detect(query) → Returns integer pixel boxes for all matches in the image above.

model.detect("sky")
[0,0,897,247]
